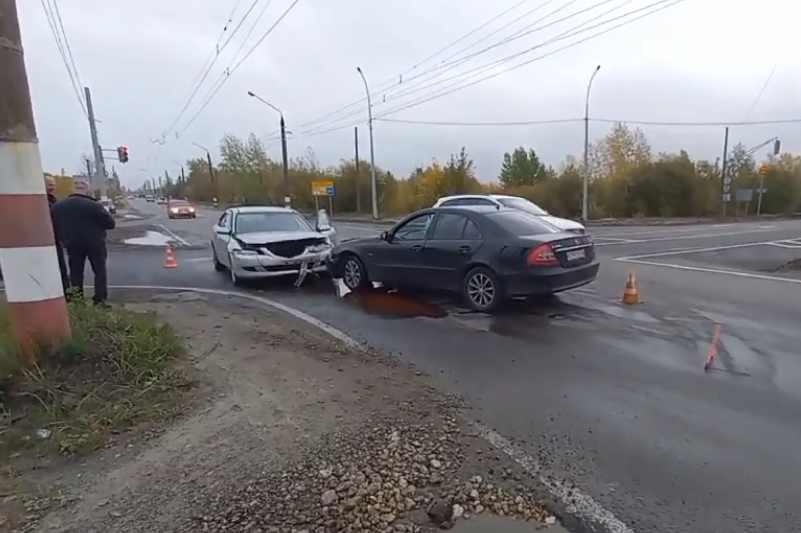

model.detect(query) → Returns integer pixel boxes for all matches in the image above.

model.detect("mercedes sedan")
[329,205,599,312]
[211,206,336,286]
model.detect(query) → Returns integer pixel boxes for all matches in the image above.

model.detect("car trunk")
[547,235,594,267]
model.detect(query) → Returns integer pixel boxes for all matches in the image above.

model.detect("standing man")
[45,175,70,293]
[52,180,116,304]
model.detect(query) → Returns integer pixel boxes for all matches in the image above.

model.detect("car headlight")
[232,249,257,256]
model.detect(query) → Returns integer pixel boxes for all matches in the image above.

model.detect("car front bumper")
[230,249,332,279]
[502,261,600,297]
[169,211,195,218]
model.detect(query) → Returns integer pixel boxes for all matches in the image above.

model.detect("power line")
[744,62,779,122]
[301,0,682,138]
[161,0,263,139]
[376,116,801,127]
[294,0,552,131]
[172,0,302,138]
[40,0,87,116]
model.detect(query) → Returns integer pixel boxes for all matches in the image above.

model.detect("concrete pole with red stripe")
[0,0,71,355]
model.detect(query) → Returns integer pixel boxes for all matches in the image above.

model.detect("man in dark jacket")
[45,176,70,293]
[52,180,116,304]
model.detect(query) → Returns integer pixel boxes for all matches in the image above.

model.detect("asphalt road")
[104,202,801,533]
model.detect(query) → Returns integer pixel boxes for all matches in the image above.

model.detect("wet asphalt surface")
[104,201,801,533]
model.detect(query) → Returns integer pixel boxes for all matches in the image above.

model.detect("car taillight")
[527,244,558,265]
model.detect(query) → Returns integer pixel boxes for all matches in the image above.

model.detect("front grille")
[264,238,326,258]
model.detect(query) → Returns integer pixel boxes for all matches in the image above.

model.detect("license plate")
[566,249,586,261]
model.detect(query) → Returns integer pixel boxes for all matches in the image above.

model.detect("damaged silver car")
[211,206,336,286]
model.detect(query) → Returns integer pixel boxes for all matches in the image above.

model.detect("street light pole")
[247,91,289,205]
[357,67,378,219]
[192,141,216,200]
[582,65,601,222]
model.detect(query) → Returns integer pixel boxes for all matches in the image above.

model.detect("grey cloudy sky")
[19,0,801,187]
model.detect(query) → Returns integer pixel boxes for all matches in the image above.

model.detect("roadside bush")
[0,298,193,458]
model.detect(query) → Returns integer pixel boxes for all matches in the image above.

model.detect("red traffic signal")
[117,146,129,163]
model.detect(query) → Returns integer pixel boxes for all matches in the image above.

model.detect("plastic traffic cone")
[163,245,178,269]
[621,270,639,305]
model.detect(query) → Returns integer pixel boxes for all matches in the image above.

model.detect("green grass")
[0,297,194,459]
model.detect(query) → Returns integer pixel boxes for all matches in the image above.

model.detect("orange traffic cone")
[622,270,639,305]
[164,245,178,269]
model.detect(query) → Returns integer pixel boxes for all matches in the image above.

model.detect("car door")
[212,211,232,265]
[376,212,435,288]
[422,213,483,291]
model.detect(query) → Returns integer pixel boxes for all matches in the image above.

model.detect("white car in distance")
[211,206,336,286]
[433,194,586,234]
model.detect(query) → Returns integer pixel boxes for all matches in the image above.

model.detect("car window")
[393,213,434,241]
[497,197,549,215]
[488,211,561,235]
[430,213,468,240]
[439,198,463,207]
[234,212,312,234]
[458,197,495,206]
[463,219,482,240]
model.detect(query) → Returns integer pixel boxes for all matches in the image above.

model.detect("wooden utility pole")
[0,0,71,355]
[354,126,361,214]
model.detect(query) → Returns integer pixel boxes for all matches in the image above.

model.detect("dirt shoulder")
[16,291,561,533]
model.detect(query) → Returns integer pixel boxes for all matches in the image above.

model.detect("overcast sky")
[19,0,801,187]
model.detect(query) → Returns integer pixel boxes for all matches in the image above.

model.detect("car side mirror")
[316,209,332,232]
[380,231,389,241]
[215,226,230,235]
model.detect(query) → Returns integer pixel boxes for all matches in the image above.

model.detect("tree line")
[155,123,801,218]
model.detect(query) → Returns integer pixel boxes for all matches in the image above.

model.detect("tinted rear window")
[488,211,560,235]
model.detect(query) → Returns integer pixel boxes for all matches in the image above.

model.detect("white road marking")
[21,283,632,533]
[615,257,801,285]
[595,227,780,246]
[767,239,801,249]
[185,257,210,263]
[617,241,765,260]
[156,223,190,246]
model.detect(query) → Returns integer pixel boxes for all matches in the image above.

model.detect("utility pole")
[721,127,730,217]
[357,67,379,219]
[354,126,361,214]
[0,0,71,355]
[280,115,289,205]
[84,86,106,198]
[582,65,601,222]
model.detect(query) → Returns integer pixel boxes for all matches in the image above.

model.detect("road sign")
[722,193,731,202]
[311,179,335,196]
[735,189,753,202]
[759,164,770,176]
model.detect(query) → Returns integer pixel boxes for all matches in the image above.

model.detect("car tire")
[213,247,225,272]
[228,253,243,286]
[341,254,370,290]
[462,266,504,313]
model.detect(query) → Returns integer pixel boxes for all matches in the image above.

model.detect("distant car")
[433,194,586,234]
[167,199,197,219]
[329,205,599,312]
[145,195,155,203]
[156,197,167,205]
[99,197,116,215]
[211,205,337,286]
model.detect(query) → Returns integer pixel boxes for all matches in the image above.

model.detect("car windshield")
[100,199,112,206]
[235,212,312,234]
[497,197,549,216]
[171,201,190,206]
[489,211,561,235]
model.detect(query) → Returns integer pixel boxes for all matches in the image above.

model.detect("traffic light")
[773,139,781,156]
[117,146,129,163]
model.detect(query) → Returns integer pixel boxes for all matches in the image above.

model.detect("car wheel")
[463,266,504,313]
[228,253,243,286]
[213,247,225,272]
[341,254,370,290]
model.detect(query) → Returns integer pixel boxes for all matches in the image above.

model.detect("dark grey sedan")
[329,205,599,312]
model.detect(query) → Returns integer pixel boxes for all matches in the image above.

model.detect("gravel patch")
[24,291,559,533]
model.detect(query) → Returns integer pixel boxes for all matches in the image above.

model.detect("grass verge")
[0,298,194,460]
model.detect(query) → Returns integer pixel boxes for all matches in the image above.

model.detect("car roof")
[432,205,514,215]
[229,205,297,214]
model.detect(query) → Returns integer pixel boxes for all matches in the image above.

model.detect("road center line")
[156,223,191,247]
[614,258,801,285]
[594,228,780,246]
[616,241,766,260]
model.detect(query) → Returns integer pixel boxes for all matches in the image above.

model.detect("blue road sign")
[325,184,335,195]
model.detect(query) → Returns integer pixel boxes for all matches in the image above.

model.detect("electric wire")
[743,62,778,122]
[40,0,87,116]
[375,116,801,126]
[300,0,682,138]
[171,0,302,139]
[160,0,262,140]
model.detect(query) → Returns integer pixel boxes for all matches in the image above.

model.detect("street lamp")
[247,90,290,205]
[582,64,601,222]
[356,67,378,220]
[192,141,216,200]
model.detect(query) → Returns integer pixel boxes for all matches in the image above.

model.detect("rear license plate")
[566,249,586,261]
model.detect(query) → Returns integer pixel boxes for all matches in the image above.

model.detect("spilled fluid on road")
[333,279,448,319]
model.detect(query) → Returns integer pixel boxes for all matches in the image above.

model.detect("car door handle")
[458,246,472,253]
[411,244,423,252]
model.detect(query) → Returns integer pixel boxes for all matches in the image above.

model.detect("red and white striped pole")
[0,0,71,356]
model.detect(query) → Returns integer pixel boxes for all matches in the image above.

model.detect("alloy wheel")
[343,259,362,288]
[467,272,495,309]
